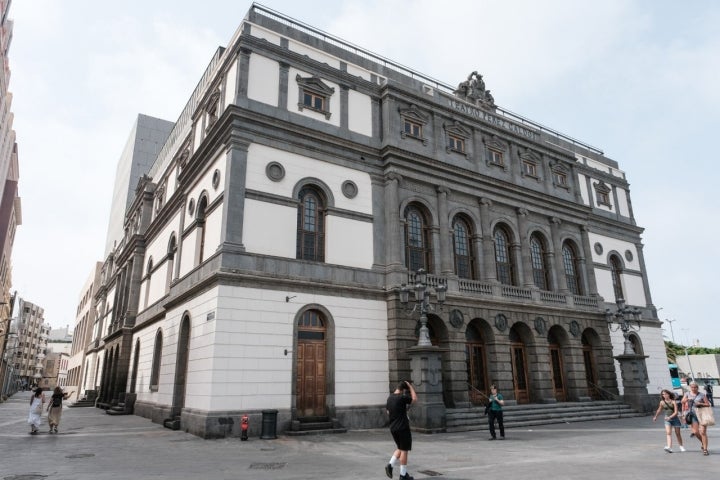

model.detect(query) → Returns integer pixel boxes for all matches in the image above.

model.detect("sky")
[8,1,720,346]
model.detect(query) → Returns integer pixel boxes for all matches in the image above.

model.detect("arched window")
[296,187,326,262]
[150,329,163,392]
[562,242,583,295]
[610,254,624,301]
[404,205,432,272]
[144,257,153,308]
[452,216,475,279]
[494,226,515,285]
[529,233,549,290]
[166,234,177,293]
[196,195,208,264]
[130,339,140,393]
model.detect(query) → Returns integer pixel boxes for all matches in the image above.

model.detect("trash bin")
[260,409,278,439]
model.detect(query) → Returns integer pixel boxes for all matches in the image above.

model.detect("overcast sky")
[9,1,720,347]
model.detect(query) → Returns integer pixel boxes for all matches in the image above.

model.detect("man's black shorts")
[391,428,412,451]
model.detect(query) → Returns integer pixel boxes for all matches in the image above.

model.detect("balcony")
[422,275,600,312]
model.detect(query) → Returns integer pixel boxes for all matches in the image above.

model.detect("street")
[0,394,717,479]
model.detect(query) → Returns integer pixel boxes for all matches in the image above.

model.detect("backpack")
[52,395,62,407]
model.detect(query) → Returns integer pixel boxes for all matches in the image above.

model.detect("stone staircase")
[68,390,98,408]
[446,400,643,433]
[285,416,347,436]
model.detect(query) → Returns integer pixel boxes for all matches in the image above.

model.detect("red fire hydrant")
[241,414,249,441]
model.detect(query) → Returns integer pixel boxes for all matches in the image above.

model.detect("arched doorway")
[547,326,568,402]
[465,322,489,405]
[509,325,530,404]
[296,309,327,417]
[582,329,601,399]
[172,315,191,416]
[130,339,140,393]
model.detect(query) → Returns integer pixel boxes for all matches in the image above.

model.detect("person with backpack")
[46,387,74,434]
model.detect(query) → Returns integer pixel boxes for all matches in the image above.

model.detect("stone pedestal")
[615,353,655,413]
[407,345,447,433]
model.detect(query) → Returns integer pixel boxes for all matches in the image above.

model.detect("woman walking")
[682,381,711,455]
[653,389,685,452]
[27,387,46,435]
[46,387,73,433]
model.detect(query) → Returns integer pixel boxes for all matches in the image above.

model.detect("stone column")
[217,135,249,256]
[616,353,654,413]
[407,345,447,433]
[437,187,453,275]
[385,173,403,271]
[478,198,496,282]
[278,62,289,110]
[635,242,655,308]
[236,47,251,102]
[579,225,599,296]
[515,208,533,287]
[549,216,568,293]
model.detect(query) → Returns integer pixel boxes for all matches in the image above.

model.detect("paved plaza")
[0,394,717,479]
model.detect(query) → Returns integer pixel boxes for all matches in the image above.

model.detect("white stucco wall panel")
[325,215,373,268]
[289,67,340,127]
[224,59,238,109]
[588,233,640,270]
[242,199,296,257]
[348,89,372,136]
[179,232,198,278]
[289,42,340,69]
[346,63,372,82]
[578,173,589,206]
[246,143,373,214]
[247,54,279,106]
[249,24,282,45]
[616,187,630,218]
[200,285,388,410]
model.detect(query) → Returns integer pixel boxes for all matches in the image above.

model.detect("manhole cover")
[418,470,443,477]
[4,475,48,480]
[65,453,95,459]
[249,463,286,470]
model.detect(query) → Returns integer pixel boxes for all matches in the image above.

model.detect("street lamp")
[399,268,447,347]
[605,297,642,355]
[664,318,676,343]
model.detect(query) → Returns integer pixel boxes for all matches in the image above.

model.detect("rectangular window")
[303,91,325,111]
[488,149,503,165]
[523,161,537,177]
[553,171,568,186]
[597,191,610,206]
[449,135,465,153]
[404,119,422,138]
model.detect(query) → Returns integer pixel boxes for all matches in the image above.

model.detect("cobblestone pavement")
[0,393,717,479]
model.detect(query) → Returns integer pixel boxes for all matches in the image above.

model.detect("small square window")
[553,171,568,186]
[488,149,503,166]
[404,119,422,138]
[303,91,326,111]
[523,161,537,177]
[597,190,610,206]
[449,135,465,153]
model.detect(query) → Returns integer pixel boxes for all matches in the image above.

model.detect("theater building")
[90,4,667,437]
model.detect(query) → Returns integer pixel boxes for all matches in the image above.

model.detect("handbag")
[696,406,715,427]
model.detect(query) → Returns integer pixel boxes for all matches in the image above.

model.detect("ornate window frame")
[296,74,335,120]
[594,180,612,208]
[399,104,429,145]
[520,150,541,181]
[484,136,508,171]
[444,121,471,157]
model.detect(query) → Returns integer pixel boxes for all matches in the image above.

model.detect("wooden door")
[297,341,326,417]
[583,345,600,399]
[465,343,488,405]
[511,343,530,404]
[549,345,566,402]
[296,310,327,417]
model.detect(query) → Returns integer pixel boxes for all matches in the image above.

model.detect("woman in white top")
[27,387,46,435]
[682,381,711,455]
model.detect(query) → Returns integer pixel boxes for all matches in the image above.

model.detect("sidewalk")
[0,393,716,479]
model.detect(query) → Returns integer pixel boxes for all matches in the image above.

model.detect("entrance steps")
[446,400,642,433]
[68,399,96,408]
[285,416,347,436]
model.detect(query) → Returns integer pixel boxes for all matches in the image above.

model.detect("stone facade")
[87,5,667,438]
